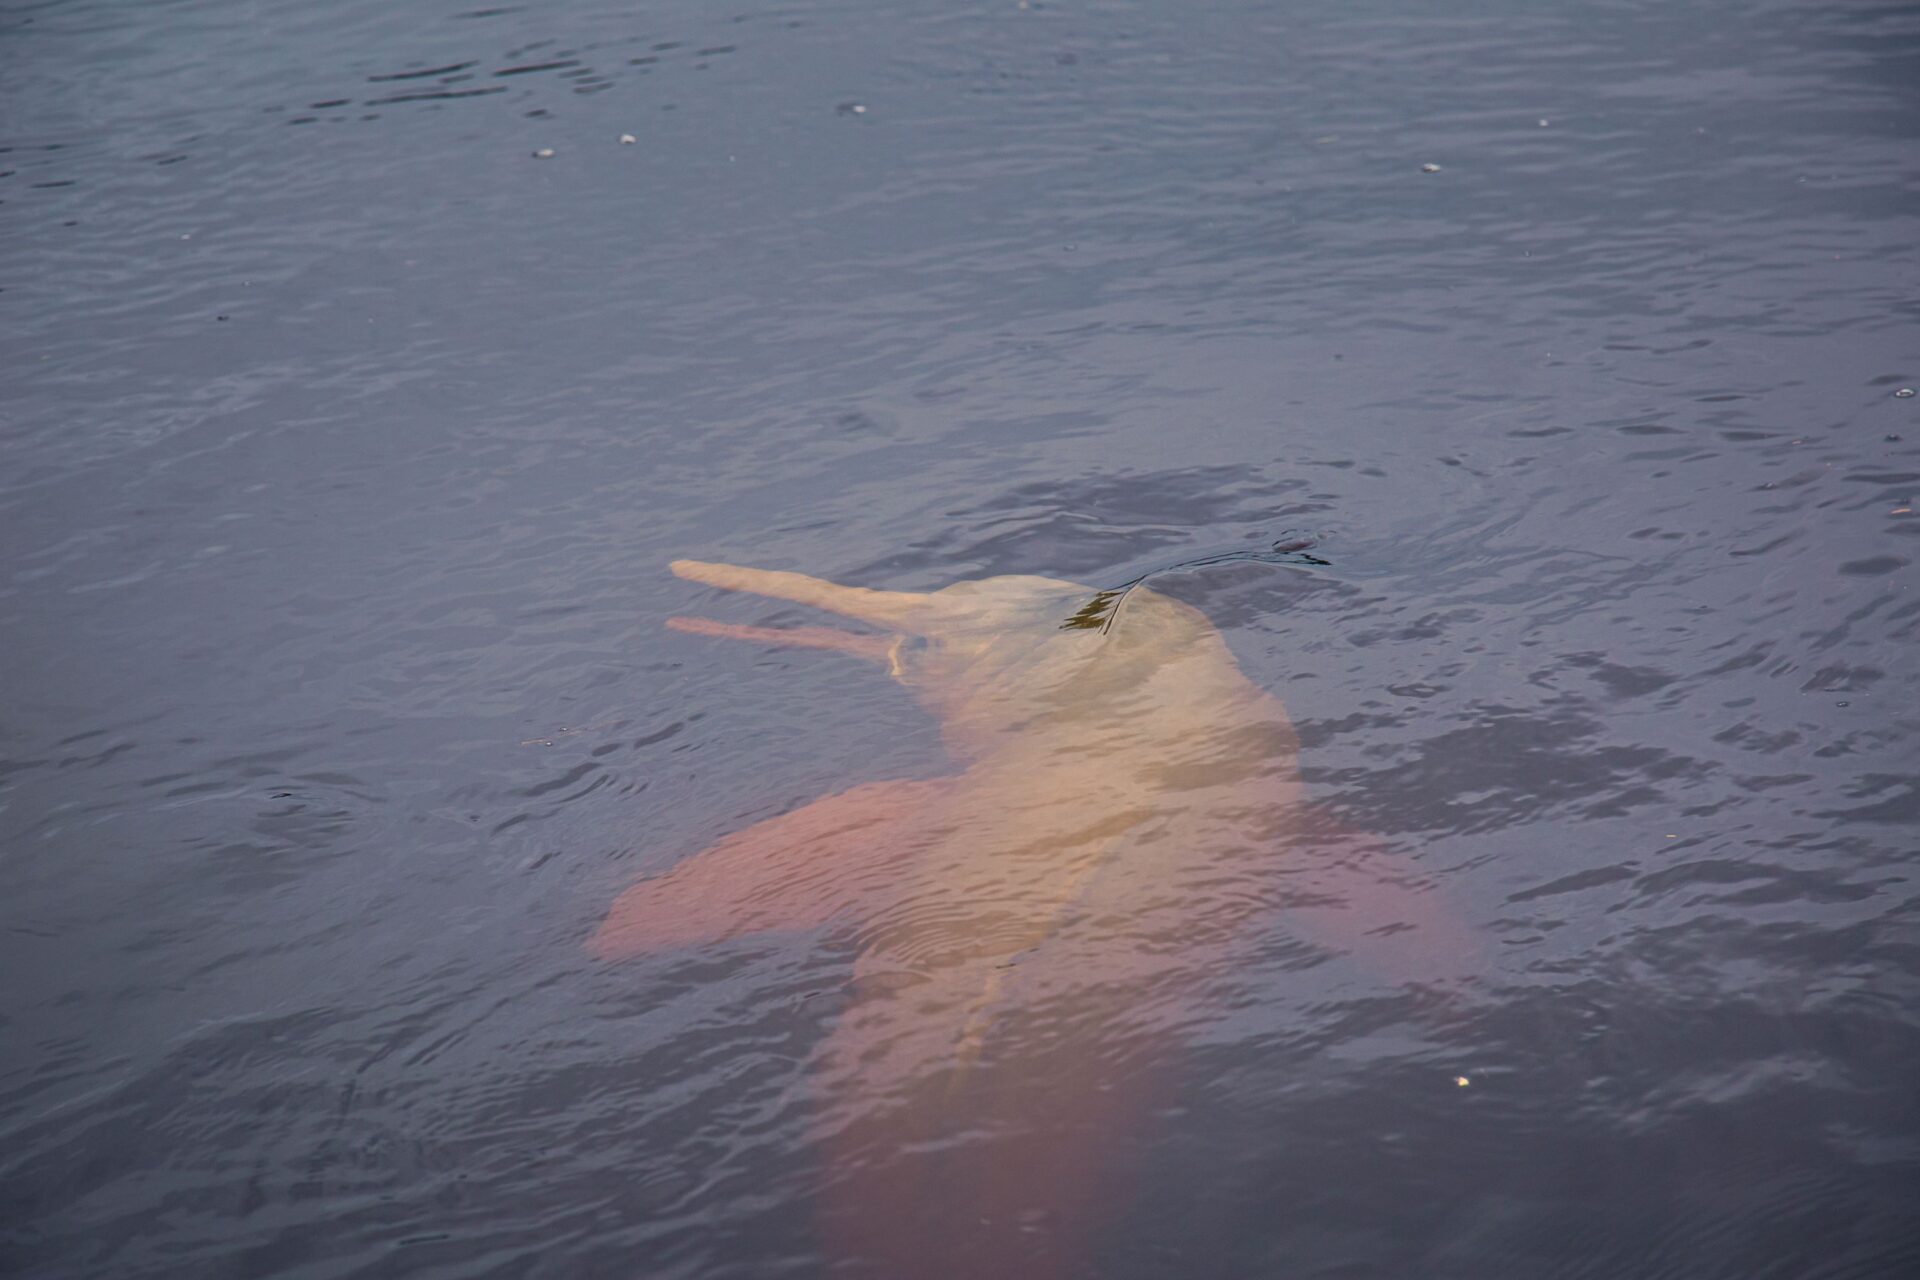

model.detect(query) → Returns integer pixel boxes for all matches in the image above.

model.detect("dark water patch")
[366,61,478,82]
[1816,775,1920,826]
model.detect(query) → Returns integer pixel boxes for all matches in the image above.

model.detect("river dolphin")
[592,558,1471,1278]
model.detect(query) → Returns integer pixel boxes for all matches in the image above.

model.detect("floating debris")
[837,101,868,116]
[1896,387,1915,398]
[1421,162,1442,173]
[1059,537,1329,634]
[1454,1076,1471,1088]
[533,147,555,159]
[619,133,636,145]
[520,721,618,746]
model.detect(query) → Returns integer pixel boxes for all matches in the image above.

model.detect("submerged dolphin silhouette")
[593,558,1471,1277]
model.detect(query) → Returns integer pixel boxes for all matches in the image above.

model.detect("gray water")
[4,0,1918,1276]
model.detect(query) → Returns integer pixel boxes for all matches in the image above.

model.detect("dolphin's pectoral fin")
[588,777,953,960]
[1275,807,1480,981]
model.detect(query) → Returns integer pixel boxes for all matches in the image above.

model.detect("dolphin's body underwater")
[593,559,1470,1278]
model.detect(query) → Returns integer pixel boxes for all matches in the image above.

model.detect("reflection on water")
[3,0,1917,1276]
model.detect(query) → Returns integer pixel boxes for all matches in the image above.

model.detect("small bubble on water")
[619,133,636,144]
[1896,387,1915,398]
[1421,162,1442,173]
[533,147,555,158]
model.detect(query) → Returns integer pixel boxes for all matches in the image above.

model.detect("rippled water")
[4,0,1918,1276]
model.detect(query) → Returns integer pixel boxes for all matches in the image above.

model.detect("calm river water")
[4,1,1917,1277]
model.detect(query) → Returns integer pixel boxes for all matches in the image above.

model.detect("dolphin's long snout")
[670,559,937,631]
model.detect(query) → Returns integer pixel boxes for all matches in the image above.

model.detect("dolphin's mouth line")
[1061,534,1331,634]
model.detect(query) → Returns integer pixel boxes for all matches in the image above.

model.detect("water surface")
[4,0,1917,1276]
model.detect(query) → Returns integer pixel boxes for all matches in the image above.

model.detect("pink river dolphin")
[592,558,1473,1278]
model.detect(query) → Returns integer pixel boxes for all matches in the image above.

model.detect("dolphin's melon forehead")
[935,574,1088,599]
[932,574,1087,612]
[925,574,1094,635]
